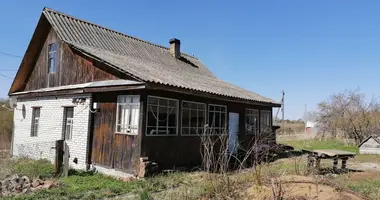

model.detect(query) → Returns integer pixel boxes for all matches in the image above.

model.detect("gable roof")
[358,135,380,147]
[11,7,280,106]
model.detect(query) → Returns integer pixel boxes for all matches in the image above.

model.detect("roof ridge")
[42,7,199,60]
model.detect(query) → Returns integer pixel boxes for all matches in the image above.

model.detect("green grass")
[4,173,143,200]
[281,139,358,153]
[0,158,54,179]
[344,179,380,199]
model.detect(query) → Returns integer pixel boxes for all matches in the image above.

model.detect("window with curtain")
[146,96,178,136]
[181,101,206,135]
[246,109,259,135]
[116,95,140,135]
[208,104,227,134]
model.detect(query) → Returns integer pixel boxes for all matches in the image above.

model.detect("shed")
[358,136,380,154]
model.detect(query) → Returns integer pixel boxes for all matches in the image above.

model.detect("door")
[228,112,239,154]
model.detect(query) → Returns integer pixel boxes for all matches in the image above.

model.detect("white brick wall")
[12,94,91,170]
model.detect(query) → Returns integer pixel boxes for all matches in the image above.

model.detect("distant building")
[359,136,380,154]
[305,120,317,134]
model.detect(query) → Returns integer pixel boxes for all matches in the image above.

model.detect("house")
[358,136,380,154]
[9,8,280,177]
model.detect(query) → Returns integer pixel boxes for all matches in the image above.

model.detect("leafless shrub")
[198,125,277,199]
[316,89,380,144]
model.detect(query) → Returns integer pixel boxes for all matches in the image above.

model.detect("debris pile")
[0,175,54,197]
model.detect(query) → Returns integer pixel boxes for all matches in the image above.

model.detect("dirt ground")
[246,175,363,200]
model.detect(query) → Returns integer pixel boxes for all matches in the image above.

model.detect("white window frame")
[181,100,207,136]
[207,104,227,135]
[146,95,179,136]
[245,109,259,135]
[260,110,272,133]
[115,95,140,135]
[63,107,74,140]
[31,107,40,137]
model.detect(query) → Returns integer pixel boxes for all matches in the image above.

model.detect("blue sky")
[1,0,380,119]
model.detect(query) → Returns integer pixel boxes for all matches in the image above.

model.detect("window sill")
[115,132,138,136]
[145,134,178,137]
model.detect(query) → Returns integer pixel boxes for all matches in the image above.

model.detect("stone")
[32,179,42,188]
[42,180,54,189]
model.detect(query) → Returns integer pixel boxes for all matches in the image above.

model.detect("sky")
[1,0,380,119]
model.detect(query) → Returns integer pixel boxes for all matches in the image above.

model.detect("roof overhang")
[10,80,145,98]
[146,83,282,107]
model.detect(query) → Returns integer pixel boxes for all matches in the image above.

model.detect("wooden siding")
[141,89,273,169]
[24,28,118,91]
[25,27,58,90]
[91,91,144,174]
[90,88,274,172]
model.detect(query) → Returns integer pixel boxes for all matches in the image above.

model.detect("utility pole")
[281,90,285,134]
[304,104,307,132]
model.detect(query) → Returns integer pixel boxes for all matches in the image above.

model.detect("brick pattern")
[12,95,91,170]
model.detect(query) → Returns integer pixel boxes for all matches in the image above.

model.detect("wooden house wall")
[89,89,274,172]
[141,89,273,169]
[24,27,118,91]
[91,90,144,175]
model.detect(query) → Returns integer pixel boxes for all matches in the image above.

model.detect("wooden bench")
[303,149,356,173]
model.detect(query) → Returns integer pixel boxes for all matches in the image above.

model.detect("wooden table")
[303,149,356,173]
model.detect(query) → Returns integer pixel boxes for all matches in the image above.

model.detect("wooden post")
[307,155,315,173]
[341,158,347,170]
[333,158,338,171]
[63,141,70,177]
[315,158,321,171]
[54,140,64,176]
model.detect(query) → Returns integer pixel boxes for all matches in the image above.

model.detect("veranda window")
[260,110,272,133]
[116,95,140,135]
[146,96,178,136]
[181,101,206,135]
[246,109,259,135]
[208,104,227,134]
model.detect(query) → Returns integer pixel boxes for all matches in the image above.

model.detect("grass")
[2,140,379,199]
[4,173,143,200]
[0,158,53,179]
[280,139,359,153]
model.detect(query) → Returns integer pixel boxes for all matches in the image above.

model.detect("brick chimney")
[169,38,181,59]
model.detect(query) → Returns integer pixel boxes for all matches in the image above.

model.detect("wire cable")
[0,72,13,79]
[0,51,22,59]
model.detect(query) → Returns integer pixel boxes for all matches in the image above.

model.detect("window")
[48,43,57,73]
[63,107,74,140]
[208,104,227,134]
[260,110,272,133]
[31,107,40,137]
[146,96,178,136]
[246,109,259,135]
[116,95,140,135]
[181,101,206,135]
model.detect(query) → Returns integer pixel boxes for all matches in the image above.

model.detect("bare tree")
[316,89,380,144]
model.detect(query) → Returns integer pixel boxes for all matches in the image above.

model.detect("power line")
[0,69,17,71]
[0,72,13,79]
[0,51,22,59]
